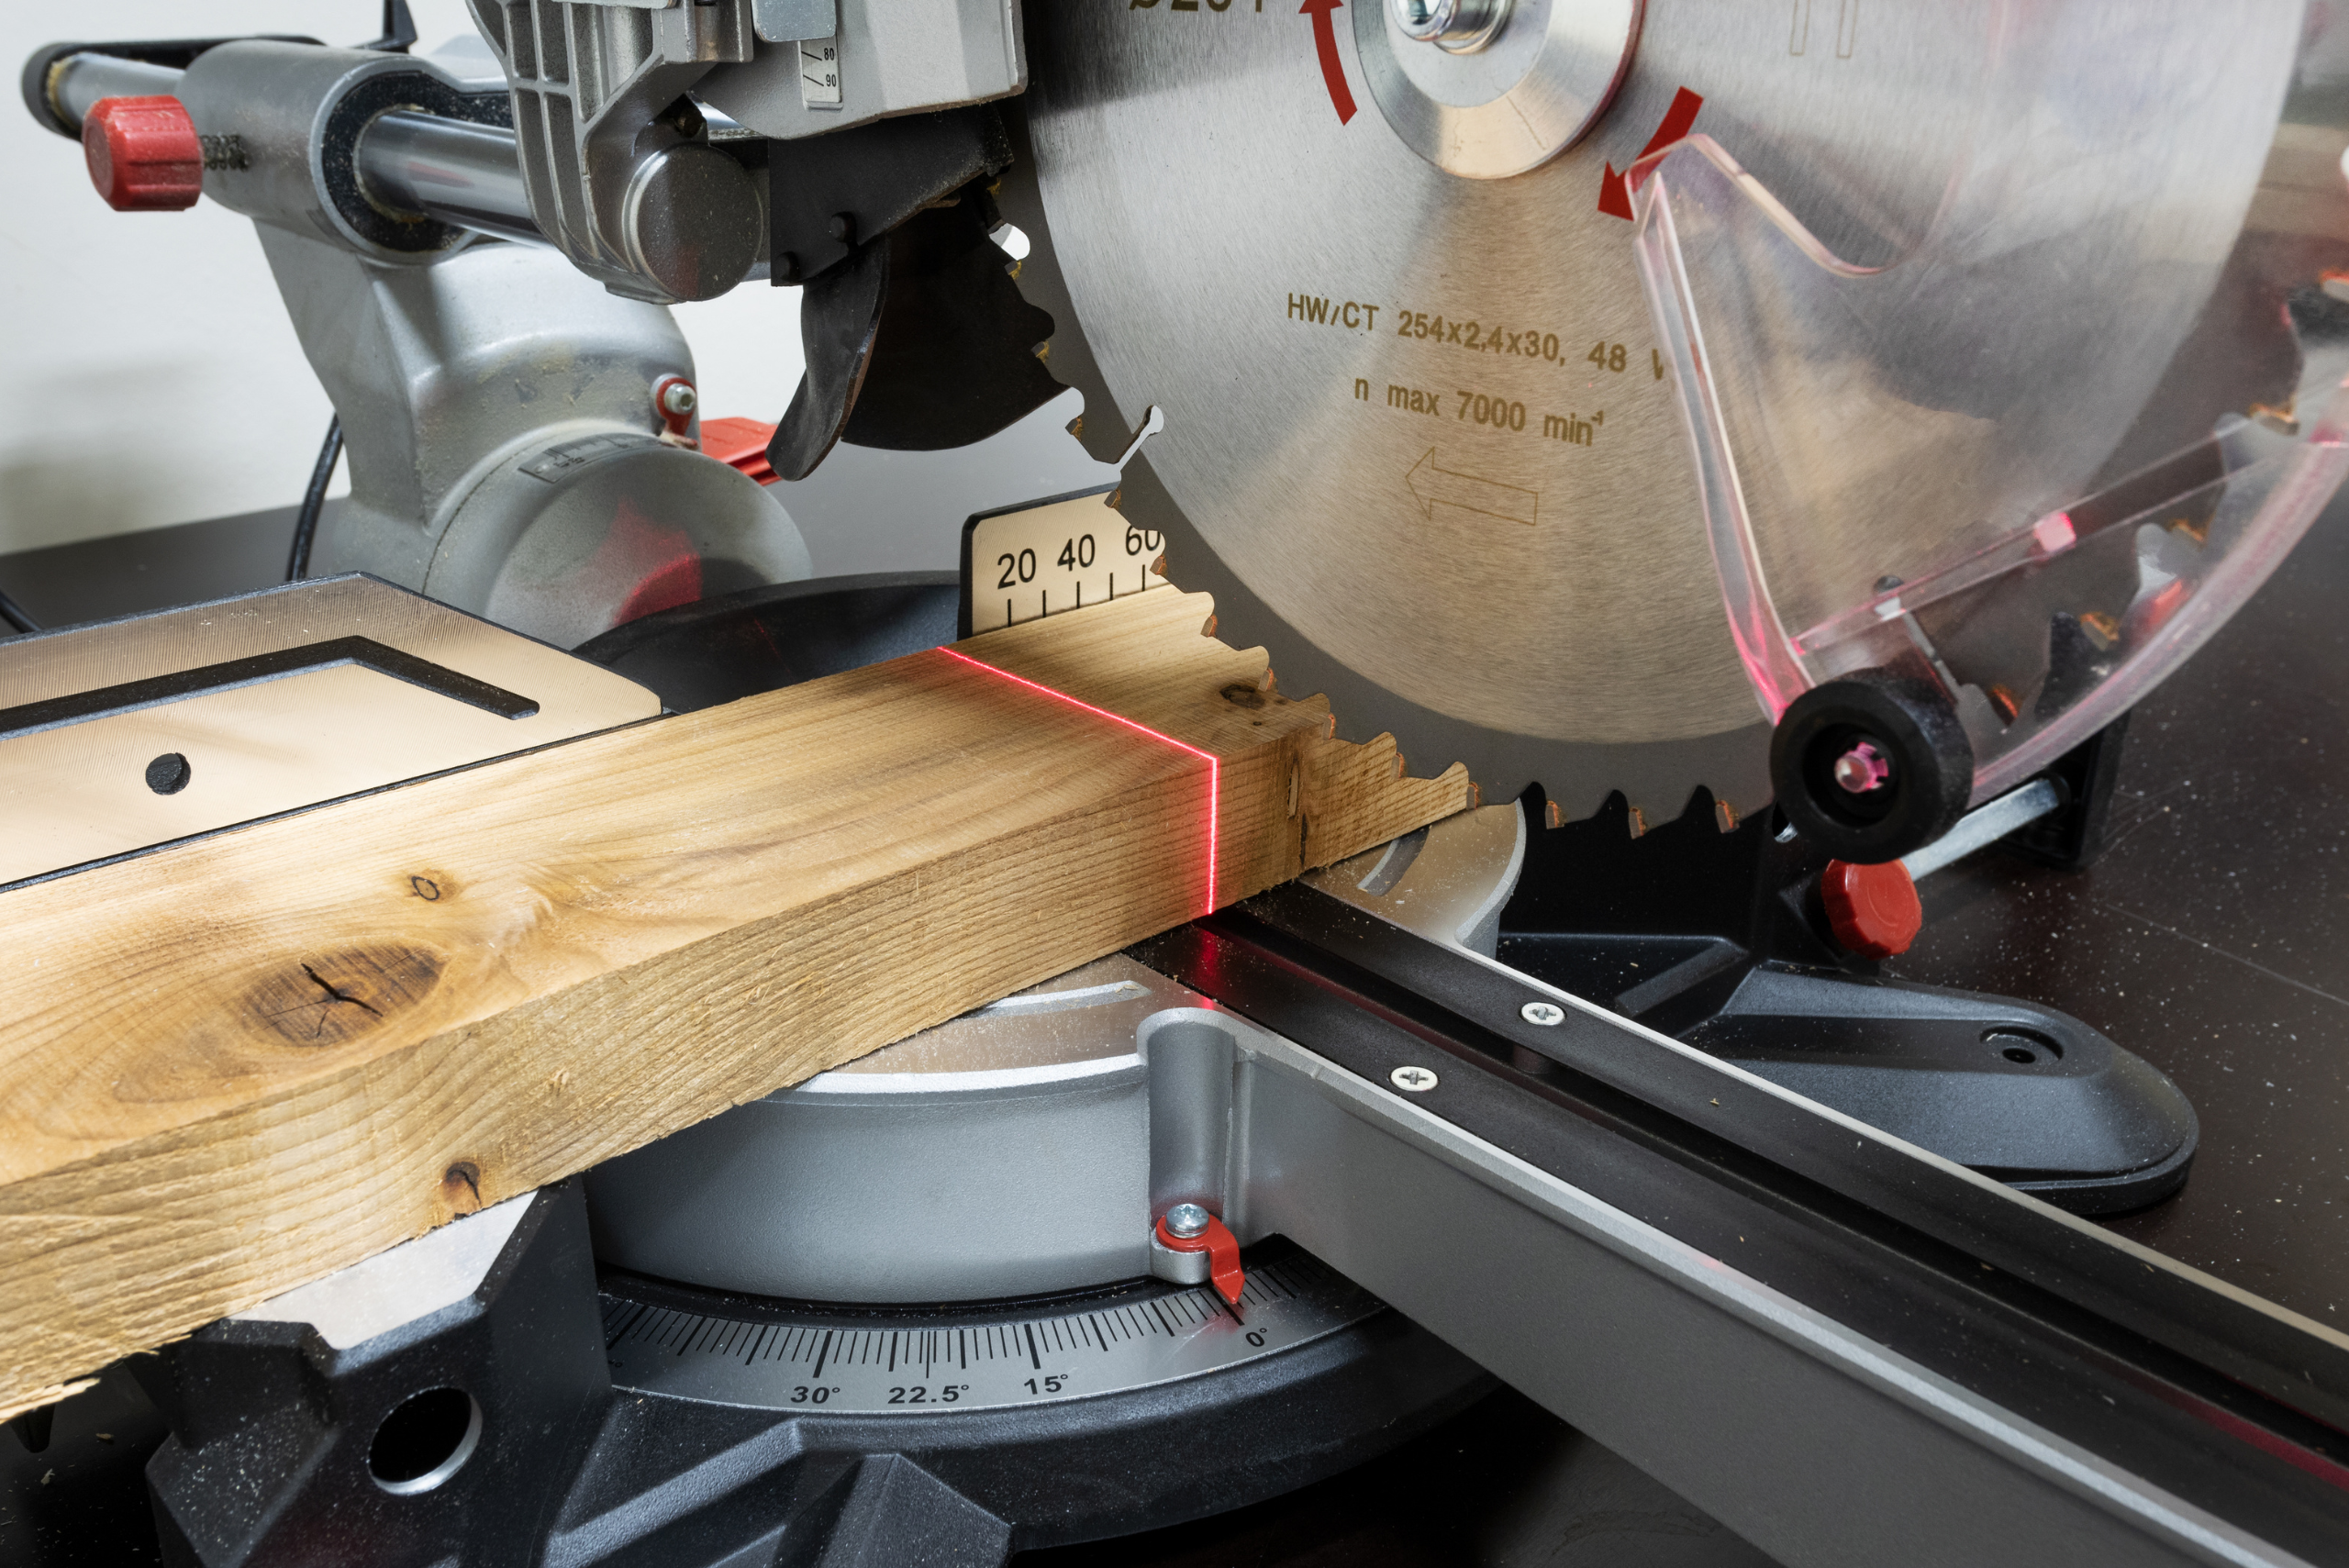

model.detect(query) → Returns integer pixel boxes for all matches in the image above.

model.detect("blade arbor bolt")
[1388,0,1511,53]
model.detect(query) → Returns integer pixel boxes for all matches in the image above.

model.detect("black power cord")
[10,5,402,622]
[278,0,404,588]
[362,0,417,51]
[285,416,344,583]
[280,6,405,587]
[0,586,39,636]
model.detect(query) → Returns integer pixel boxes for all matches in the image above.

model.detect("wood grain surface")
[0,588,1467,1418]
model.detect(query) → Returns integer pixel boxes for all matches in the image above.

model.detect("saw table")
[6,495,2349,1566]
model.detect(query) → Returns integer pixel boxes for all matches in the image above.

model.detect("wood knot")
[442,1161,484,1215]
[245,942,442,1047]
[1219,682,1266,710]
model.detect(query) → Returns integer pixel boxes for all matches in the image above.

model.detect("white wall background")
[0,2,815,556]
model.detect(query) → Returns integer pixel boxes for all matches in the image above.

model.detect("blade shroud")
[1009,0,2294,821]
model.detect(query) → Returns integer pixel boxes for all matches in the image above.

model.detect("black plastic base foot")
[1500,784,2197,1216]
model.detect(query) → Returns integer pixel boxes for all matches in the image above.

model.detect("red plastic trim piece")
[698,417,779,484]
[1153,1211,1246,1307]
[83,95,202,213]
[1820,858,1923,960]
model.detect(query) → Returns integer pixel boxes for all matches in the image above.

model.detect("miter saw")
[10,1,2349,1564]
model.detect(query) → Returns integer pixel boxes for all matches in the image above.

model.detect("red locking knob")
[83,95,203,212]
[1820,858,1922,960]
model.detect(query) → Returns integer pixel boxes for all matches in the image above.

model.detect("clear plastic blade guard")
[1632,124,2349,808]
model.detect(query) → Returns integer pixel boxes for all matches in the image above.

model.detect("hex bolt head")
[1520,1001,1564,1027]
[1387,0,1509,51]
[1163,1202,1210,1239]
[1390,1065,1440,1093]
[658,380,697,417]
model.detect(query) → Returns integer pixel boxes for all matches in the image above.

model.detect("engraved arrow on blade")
[1301,0,1357,125]
[1405,450,1538,526]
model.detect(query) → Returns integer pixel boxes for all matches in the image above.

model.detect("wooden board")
[0,588,1468,1418]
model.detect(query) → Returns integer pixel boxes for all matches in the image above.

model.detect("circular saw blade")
[1008,0,2274,822]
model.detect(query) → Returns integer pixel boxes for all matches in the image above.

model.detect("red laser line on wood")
[935,647,1220,916]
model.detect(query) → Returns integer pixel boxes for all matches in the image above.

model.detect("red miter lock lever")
[1155,1205,1245,1308]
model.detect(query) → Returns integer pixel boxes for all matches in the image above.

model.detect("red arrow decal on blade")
[1632,88,1704,183]
[1598,86,1703,219]
[1598,162,1633,220]
[1302,0,1357,125]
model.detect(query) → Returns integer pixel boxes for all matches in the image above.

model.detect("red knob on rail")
[83,95,203,212]
[1821,858,1922,961]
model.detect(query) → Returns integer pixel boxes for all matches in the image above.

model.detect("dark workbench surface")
[1890,496,2349,1325]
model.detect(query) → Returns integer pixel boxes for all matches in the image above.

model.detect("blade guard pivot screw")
[83,95,202,212]
[1833,740,1892,795]
[1154,1207,1245,1307]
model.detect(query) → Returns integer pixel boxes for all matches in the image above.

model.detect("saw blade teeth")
[1177,554,1774,831]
